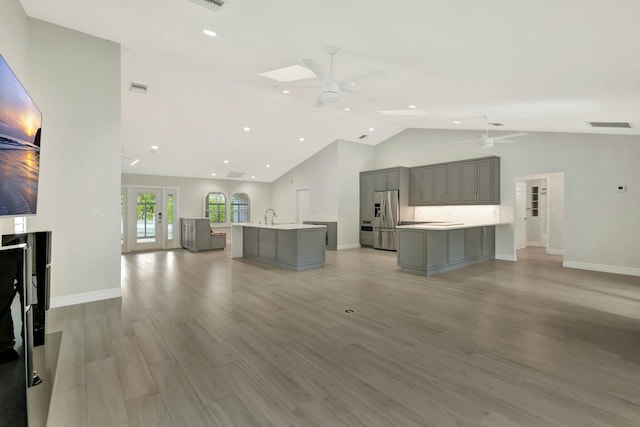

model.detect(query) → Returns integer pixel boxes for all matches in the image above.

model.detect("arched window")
[231,193,250,223]
[205,192,226,223]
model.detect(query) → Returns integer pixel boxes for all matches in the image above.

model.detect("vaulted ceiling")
[20,0,640,181]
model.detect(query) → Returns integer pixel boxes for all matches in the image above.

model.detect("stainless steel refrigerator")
[373,190,399,250]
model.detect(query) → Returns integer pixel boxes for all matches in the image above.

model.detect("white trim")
[50,287,122,308]
[495,253,516,261]
[563,261,640,277]
[526,241,542,247]
[338,243,361,250]
[546,248,564,256]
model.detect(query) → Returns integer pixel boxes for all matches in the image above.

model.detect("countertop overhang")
[232,222,327,230]
[396,222,507,231]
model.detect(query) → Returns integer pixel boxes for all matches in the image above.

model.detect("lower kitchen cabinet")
[360,232,373,247]
[181,218,226,252]
[397,226,495,276]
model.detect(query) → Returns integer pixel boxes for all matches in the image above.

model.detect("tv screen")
[0,54,42,216]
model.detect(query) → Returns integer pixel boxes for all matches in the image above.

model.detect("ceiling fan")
[452,116,526,148]
[277,45,384,108]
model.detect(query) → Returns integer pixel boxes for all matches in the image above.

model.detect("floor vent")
[588,121,632,128]
[226,171,244,178]
[188,0,227,11]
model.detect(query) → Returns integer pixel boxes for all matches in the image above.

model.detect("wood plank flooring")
[45,247,640,426]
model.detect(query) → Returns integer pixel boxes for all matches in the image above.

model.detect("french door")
[122,187,177,252]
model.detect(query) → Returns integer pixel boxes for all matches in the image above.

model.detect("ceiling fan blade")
[313,96,324,108]
[302,58,325,81]
[452,138,482,145]
[341,88,374,102]
[339,70,386,87]
[492,132,526,141]
[273,83,320,89]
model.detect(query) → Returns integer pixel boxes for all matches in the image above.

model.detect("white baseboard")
[563,261,640,277]
[495,253,516,261]
[338,243,362,250]
[50,287,122,308]
[546,248,564,256]
[526,241,542,247]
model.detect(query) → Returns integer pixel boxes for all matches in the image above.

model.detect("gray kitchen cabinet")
[242,226,258,256]
[408,156,500,206]
[481,226,495,256]
[360,172,375,222]
[409,168,422,205]
[433,164,447,204]
[461,160,478,203]
[373,167,404,191]
[448,229,466,265]
[303,221,337,250]
[465,227,483,260]
[181,217,226,252]
[477,157,500,203]
[397,225,495,276]
[360,232,373,247]
[447,162,462,203]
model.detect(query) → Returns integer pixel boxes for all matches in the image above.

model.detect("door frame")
[121,185,180,253]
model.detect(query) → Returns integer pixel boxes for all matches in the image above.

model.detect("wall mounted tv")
[0,54,42,217]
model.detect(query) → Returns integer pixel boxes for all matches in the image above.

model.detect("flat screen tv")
[0,54,42,217]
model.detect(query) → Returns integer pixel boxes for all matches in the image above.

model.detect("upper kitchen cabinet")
[408,156,500,206]
[374,168,403,191]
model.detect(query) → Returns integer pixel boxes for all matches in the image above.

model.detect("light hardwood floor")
[44,246,640,427]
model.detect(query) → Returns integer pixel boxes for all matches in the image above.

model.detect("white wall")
[1,3,123,305]
[270,140,375,249]
[375,128,640,275]
[121,173,272,239]
[547,173,565,255]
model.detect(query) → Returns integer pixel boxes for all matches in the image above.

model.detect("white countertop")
[396,222,507,230]
[232,222,327,230]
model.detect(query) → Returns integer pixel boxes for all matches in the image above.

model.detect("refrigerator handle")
[381,196,386,223]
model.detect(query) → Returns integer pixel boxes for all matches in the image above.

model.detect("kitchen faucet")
[264,208,277,225]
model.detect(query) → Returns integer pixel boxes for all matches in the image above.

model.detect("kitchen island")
[231,223,326,271]
[396,222,501,276]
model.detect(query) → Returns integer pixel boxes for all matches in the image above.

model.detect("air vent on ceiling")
[226,171,245,178]
[129,82,147,94]
[588,121,632,128]
[188,0,227,11]
[489,122,504,127]
[358,134,369,140]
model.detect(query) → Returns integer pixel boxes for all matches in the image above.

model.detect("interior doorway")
[514,173,565,260]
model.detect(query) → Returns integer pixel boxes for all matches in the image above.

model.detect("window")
[205,192,226,223]
[231,193,250,223]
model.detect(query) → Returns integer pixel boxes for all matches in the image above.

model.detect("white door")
[130,188,163,251]
[515,181,527,250]
[296,188,311,224]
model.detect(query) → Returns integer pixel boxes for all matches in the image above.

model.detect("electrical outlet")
[617,185,627,193]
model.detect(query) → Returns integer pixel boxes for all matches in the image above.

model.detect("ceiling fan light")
[320,91,339,103]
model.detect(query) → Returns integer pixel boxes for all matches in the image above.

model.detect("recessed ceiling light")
[202,29,217,37]
[130,159,139,166]
[299,137,305,142]
[224,160,229,164]
[344,107,351,111]
[211,173,216,176]
[266,164,271,168]
[243,127,251,132]
[369,127,375,132]
[453,120,461,124]
[282,90,290,94]
[251,176,256,179]
[150,145,159,153]
[408,105,417,109]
